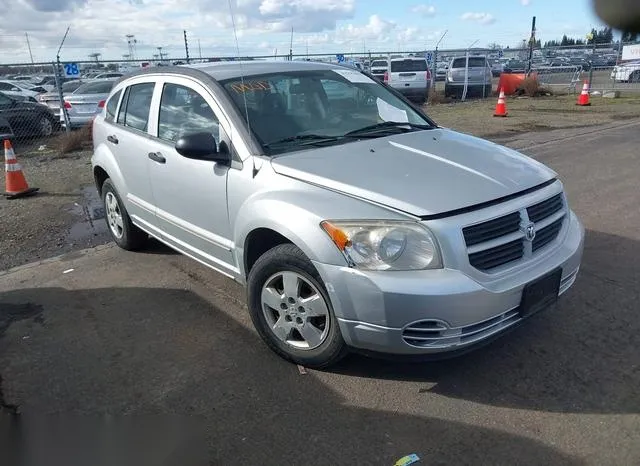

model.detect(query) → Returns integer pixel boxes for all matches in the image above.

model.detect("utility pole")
[587,31,597,87]
[25,32,34,64]
[462,39,479,101]
[527,16,536,73]
[183,30,190,63]
[432,30,448,88]
[157,46,164,62]
[198,39,202,60]
[289,27,293,61]
[56,26,71,133]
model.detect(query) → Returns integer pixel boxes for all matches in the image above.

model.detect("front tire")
[247,244,347,368]
[101,178,147,250]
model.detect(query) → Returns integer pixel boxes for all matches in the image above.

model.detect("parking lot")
[1,118,639,464]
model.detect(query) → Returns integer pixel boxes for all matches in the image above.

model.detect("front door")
[145,78,237,276]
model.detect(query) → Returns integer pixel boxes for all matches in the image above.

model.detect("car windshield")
[74,80,114,94]
[390,59,428,72]
[452,57,487,68]
[220,68,434,155]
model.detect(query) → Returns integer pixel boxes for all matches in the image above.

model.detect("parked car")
[435,62,449,81]
[384,57,431,102]
[37,80,85,118]
[0,91,58,138]
[503,60,527,73]
[0,80,41,100]
[611,61,640,82]
[369,59,388,81]
[445,56,492,98]
[490,61,504,77]
[92,61,584,368]
[91,72,124,80]
[62,79,116,128]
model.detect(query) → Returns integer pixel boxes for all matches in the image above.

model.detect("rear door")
[107,80,158,229]
[143,77,237,274]
[390,59,429,90]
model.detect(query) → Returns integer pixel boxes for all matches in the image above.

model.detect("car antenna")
[227,0,260,177]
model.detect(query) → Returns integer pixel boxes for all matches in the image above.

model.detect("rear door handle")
[107,135,118,144]
[148,152,166,164]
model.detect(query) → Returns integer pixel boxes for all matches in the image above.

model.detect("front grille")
[462,191,566,272]
[402,309,521,348]
[527,193,563,223]
[469,239,524,271]
[463,212,521,246]
[533,217,564,252]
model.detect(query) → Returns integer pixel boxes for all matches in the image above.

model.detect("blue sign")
[336,54,345,63]
[425,52,433,63]
[63,63,80,78]
[498,50,504,58]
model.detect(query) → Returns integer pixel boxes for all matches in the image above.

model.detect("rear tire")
[247,244,347,368]
[101,178,147,251]
[630,71,640,83]
[39,115,54,137]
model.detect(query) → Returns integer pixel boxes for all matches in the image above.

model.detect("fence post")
[54,59,70,133]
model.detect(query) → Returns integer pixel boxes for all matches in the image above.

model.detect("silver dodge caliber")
[92,61,584,368]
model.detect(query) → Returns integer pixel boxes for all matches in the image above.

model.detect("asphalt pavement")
[1,121,639,465]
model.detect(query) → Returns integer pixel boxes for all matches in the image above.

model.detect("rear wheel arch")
[93,166,110,195]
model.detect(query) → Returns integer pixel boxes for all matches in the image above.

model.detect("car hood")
[270,128,556,217]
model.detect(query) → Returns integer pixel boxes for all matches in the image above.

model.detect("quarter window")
[105,90,122,123]
[158,83,220,143]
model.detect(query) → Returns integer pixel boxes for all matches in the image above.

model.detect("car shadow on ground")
[0,286,582,465]
[330,229,640,415]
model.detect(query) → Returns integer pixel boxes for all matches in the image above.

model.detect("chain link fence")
[0,41,638,149]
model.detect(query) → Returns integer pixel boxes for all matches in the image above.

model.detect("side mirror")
[175,132,230,164]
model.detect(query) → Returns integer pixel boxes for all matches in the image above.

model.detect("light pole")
[462,39,479,101]
[431,30,448,88]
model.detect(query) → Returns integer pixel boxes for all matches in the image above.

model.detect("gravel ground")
[0,140,108,271]
[1,94,639,271]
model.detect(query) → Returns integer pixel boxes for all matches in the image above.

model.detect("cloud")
[461,12,496,25]
[23,0,89,12]
[521,0,531,5]
[410,4,436,16]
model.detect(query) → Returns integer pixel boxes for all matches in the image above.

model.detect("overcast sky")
[0,0,604,63]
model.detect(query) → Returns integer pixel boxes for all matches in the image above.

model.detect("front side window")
[158,83,220,143]
[117,82,154,132]
[221,69,433,155]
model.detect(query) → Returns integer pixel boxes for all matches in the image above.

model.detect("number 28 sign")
[63,63,80,78]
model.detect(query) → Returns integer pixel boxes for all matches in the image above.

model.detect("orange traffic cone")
[577,81,591,106]
[3,140,39,199]
[493,88,508,117]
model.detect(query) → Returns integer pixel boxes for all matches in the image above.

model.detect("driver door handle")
[148,152,166,164]
[107,135,118,144]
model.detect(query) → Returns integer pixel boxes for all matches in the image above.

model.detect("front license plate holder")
[519,268,562,318]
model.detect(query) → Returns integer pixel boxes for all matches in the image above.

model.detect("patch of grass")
[53,124,93,154]
[427,89,452,105]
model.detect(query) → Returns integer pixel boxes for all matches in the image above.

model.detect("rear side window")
[390,59,428,72]
[105,89,122,123]
[452,57,487,68]
[117,82,155,132]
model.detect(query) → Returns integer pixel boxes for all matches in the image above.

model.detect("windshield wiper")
[344,121,433,138]
[264,134,343,149]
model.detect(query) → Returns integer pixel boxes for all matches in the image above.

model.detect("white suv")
[384,57,431,103]
[611,61,640,83]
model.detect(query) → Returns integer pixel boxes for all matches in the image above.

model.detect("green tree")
[621,31,639,43]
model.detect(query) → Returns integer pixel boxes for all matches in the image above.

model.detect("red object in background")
[497,73,527,95]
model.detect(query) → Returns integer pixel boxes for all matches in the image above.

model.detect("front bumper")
[313,210,584,356]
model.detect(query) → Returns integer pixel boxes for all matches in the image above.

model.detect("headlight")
[321,220,442,271]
